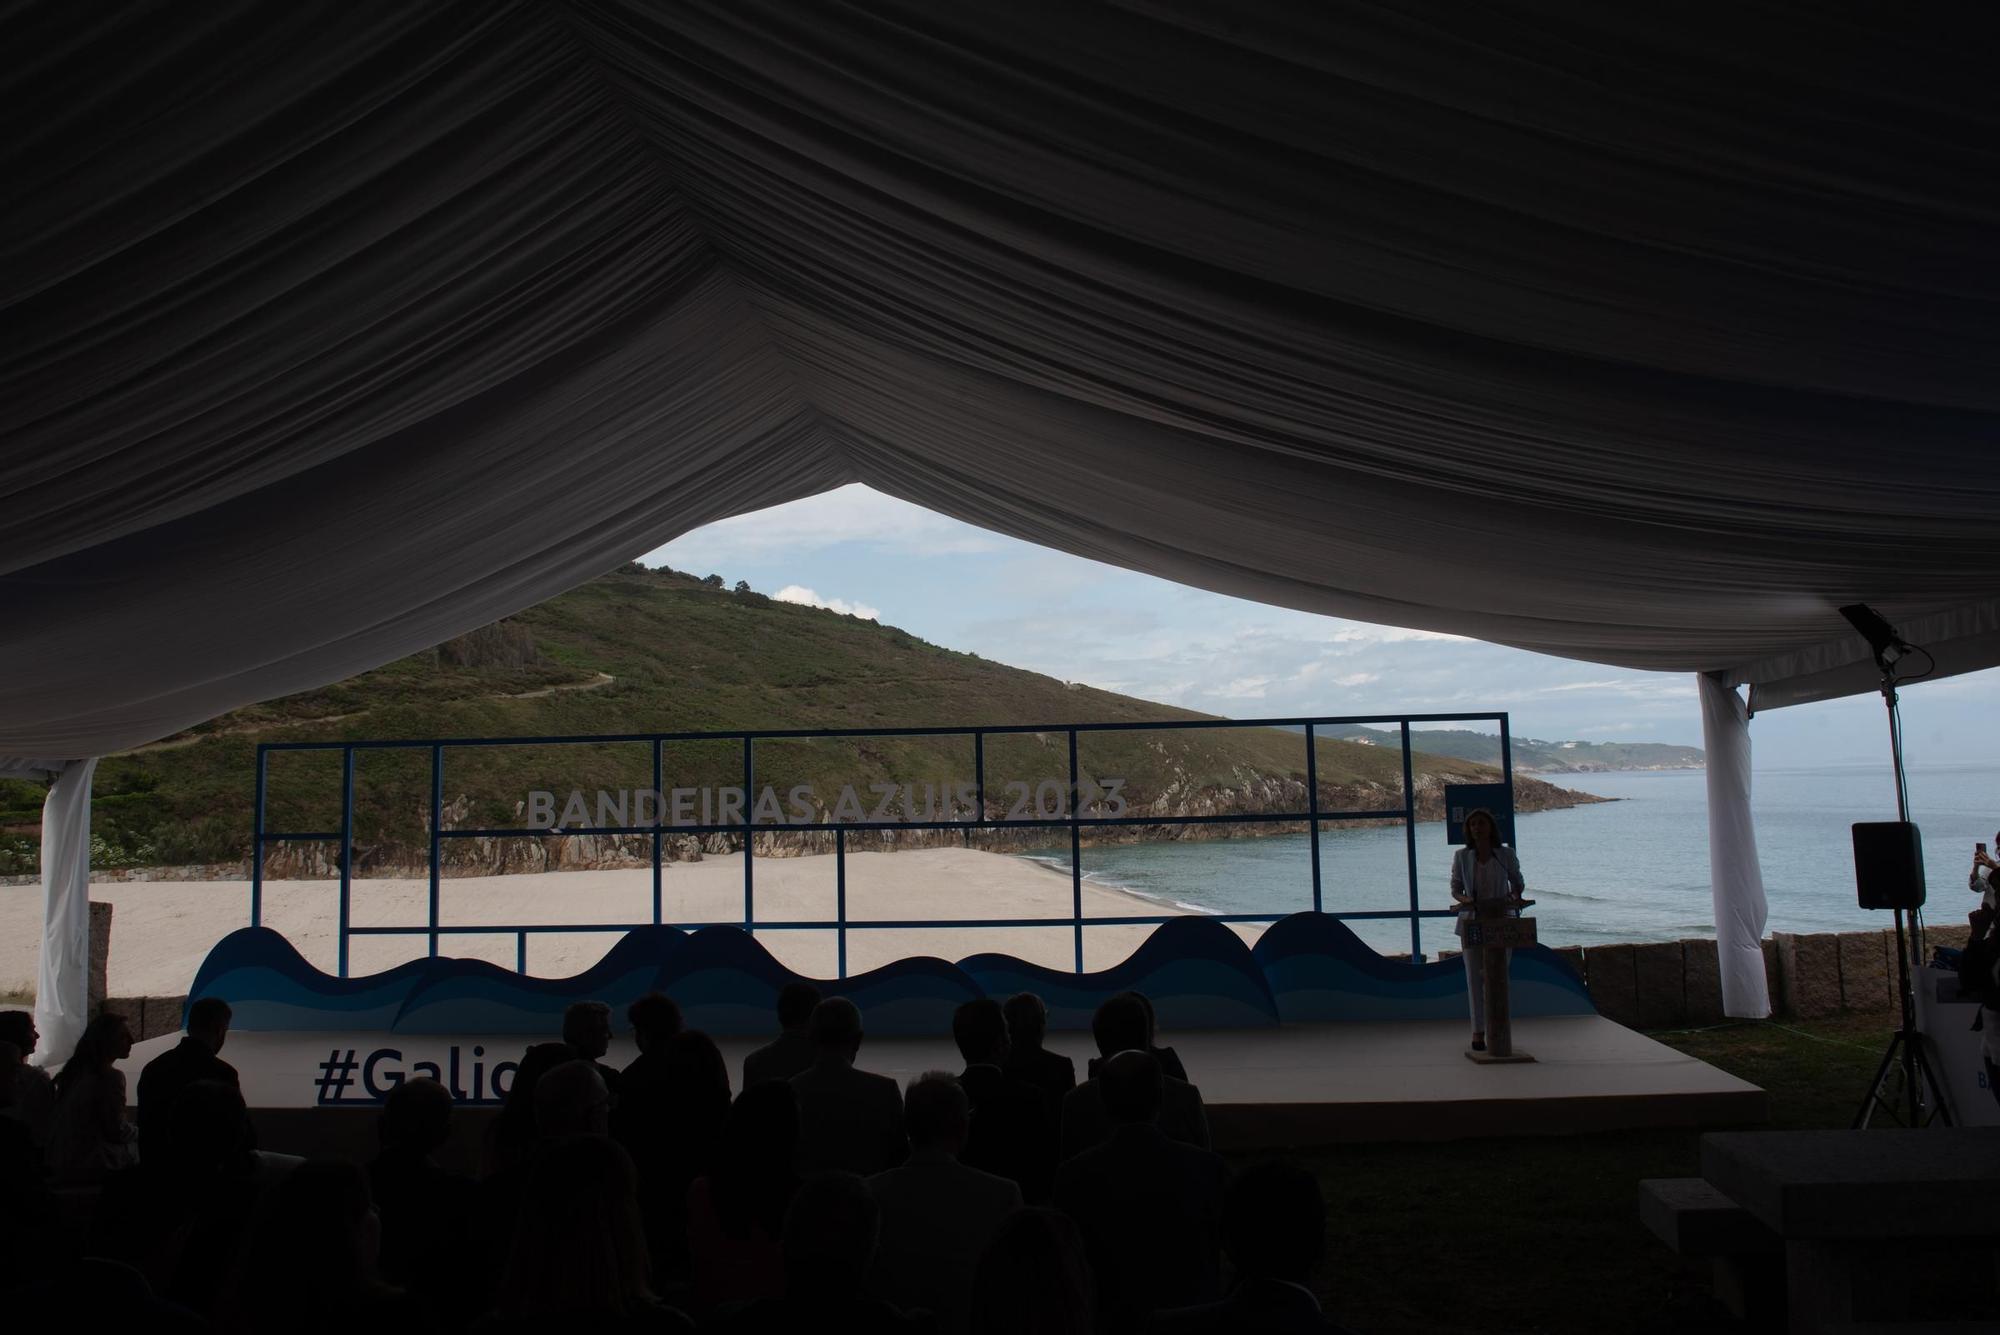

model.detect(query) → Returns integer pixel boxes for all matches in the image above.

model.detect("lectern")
[1464,904,1538,1063]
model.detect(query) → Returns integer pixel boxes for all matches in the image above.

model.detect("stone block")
[1583,942,1638,1027]
[1926,922,1972,952]
[1551,945,1586,987]
[1632,940,1687,1029]
[101,996,144,1036]
[142,996,188,1041]
[1836,929,1892,1013]
[1775,932,1843,1019]
[1683,938,1727,1025]
[1761,938,1782,1015]
[88,900,112,1008]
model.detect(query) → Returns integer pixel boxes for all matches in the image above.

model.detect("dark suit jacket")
[958,1063,1057,1203]
[1059,1074,1210,1162]
[742,1030,816,1089]
[790,1058,906,1177]
[135,1038,240,1158]
[1003,1045,1077,1102]
[1054,1124,1227,1334]
[1150,1278,1353,1335]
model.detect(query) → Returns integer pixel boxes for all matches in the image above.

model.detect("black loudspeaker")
[1852,821,1925,910]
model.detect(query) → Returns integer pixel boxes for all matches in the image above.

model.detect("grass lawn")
[1272,1011,1906,1334]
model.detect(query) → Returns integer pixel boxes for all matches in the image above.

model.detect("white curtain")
[1698,674,1771,1019]
[32,757,98,1067]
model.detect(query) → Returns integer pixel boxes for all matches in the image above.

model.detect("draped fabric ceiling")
[5,0,1999,766]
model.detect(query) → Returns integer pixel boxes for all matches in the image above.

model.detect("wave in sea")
[1018,855,1168,903]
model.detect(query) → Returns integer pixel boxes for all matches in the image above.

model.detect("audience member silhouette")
[687,1080,803,1311]
[868,1071,1022,1334]
[241,1158,413,1334]
[1061,995,1209,1160]
[1053,1050,1227,1334]
[136,996,239,1162]
[790,998,906,1177]
[615,1028,731,1284]
[968,1207,1096,1335]
[614,991,688,1166]
[0,1040,60,1293]
[536,1058,613,1139]
[1001,992,1076,1101]
[564,999,623,1096]
[1151,1160,1349,1334]
[1083,991,1188,1084]
[708,1170,928,1333]
[48,1011,138,1183]
[366,1076,475,1302]
[91,1077,263,1319]
[475,1042,587,1302]
[481,1134,693,1333]
[743,981,822,1088]
[0,1010,57,1152]
[951,998,1057,1201]
[488,1040,579,1172]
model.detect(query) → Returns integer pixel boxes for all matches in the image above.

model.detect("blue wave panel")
[392,926,689,1034]
[182,913,1592,1037]
[1252,913,1595,1023]
[187,928,434,1032]
[961,917,1278,1031]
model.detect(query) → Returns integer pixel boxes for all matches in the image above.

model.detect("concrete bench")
[1640,1177,1783,1323]
[1639,1177,1780,1257]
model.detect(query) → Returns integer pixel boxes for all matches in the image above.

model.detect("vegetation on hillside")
[0,566,1593,875]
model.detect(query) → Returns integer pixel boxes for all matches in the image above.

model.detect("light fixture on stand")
[1839,604,1950,1128]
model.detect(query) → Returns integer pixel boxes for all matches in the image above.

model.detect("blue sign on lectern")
[1444,783,1515,845]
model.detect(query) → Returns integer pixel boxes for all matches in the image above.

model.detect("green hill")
[1314,724,1703,773]
[0,566,1596,875]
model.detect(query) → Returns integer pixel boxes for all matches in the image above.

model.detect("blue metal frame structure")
[251,714,1512,978]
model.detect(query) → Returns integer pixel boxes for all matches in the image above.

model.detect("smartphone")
[1981,842,1989,855]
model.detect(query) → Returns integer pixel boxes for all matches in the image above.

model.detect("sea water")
[1019,762,1998,960]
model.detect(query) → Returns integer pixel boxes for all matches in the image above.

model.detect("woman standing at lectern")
[1451,808,1528,1052]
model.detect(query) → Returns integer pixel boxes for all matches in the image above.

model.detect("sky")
[645,485,2000,771]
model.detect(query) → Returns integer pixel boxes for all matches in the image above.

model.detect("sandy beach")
[2,847,1264,998]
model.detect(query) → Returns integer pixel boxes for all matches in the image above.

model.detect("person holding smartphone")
[1450,808,1528,1053]
[1971,833,1997,913]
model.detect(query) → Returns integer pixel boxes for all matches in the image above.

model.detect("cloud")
[772,585,881,621]
[646,484,1006,566]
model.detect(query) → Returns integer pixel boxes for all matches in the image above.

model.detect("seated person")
[706,1171,927,1333]
[0,1011,56,1154]
[1152,1159,1354,1334]
[48,1012,138,1184]
[867,1072,1022,1333]
[969,1207,1095,1335]
[1061,995,1209,1160]
[366,1077,475,1301]
[1083,991,1187,1083]
[563,999,622,1097]
[789,999,905,1177]
[1001,992,1077,1101]
[952,998,1057,1202]
[687,1081,802,1311]
[1054,1051,1227,1334]
[743,982,821,1089]
[484,1135,693,1333]
[135,997,239,1163]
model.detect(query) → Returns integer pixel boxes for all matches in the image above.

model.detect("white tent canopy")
[7,3,1997,1052]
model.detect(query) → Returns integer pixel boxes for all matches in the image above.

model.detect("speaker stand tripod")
[1851,667,1951,1129]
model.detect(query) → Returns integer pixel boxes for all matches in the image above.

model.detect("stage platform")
[119,1014,1765,1163]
